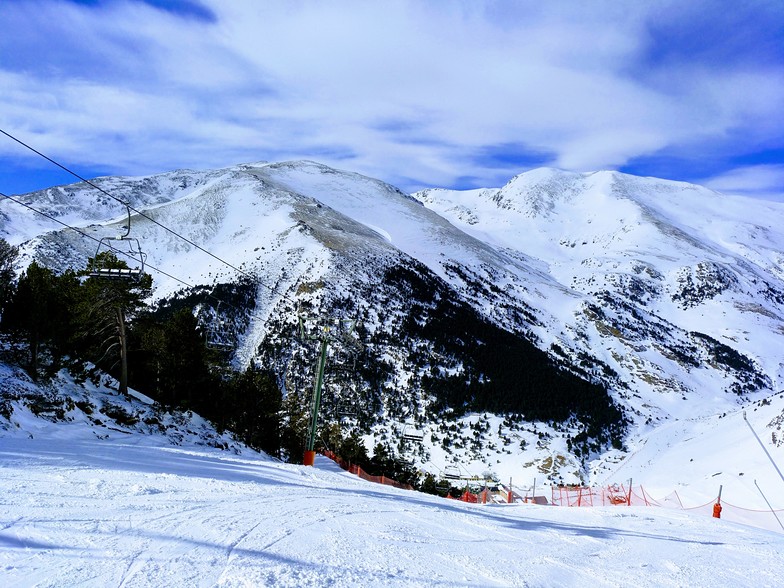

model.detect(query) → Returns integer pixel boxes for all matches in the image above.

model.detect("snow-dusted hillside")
[3,161,784,489]
[0,352,239,452]
[2,167,232,247]
[415,169,784,408]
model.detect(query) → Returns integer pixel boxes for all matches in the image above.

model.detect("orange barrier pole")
[713,502,722,518]
[713,485,723,519]
[303,450,316,466]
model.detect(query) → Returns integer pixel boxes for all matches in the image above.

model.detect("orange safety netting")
[547,484,784,532]
[320,450,414,491]
[319,452,784,531]
[549,484,655,507]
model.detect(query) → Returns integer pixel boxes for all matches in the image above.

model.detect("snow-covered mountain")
[3,161,784,488]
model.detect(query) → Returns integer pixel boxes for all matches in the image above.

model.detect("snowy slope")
[593,390,784,530]
[415,168,784,419]
[2,426,784,587]
[1,168,232,246]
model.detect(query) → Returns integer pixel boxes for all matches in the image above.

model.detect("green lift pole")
[300,317,357,466]
[304,335,329,465]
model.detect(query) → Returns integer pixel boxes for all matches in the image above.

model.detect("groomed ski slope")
[2,433,783,587]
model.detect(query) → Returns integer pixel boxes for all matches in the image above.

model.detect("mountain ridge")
[3,160,783,485]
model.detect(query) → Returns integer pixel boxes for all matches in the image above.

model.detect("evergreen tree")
[2,262,61,379]
[280,388,310,463]
[225,365,282,456]
[337,430,370,467]
[126,315,167,400]
[0,238,18,316]
[48,270,82,372]
[151,308,214,410]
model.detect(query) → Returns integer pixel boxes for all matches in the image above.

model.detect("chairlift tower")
[299,314,357,466]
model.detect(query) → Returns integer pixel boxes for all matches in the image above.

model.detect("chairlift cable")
[3,187,296,330]
[2,191,274,350]
[4,170,358,355]
[0,128,294,303]
[1,191,230,310]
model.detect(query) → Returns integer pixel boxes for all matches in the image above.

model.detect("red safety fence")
[546,484,784,532]
[319,452,784,531]
[448,490,478,503]
[549,484,654,507]
[320,450,414,491]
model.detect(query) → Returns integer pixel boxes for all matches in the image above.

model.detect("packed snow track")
[2,435,783,587]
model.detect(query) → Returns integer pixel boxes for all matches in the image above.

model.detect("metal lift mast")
[300,316,357,466]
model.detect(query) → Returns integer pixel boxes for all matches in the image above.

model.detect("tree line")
[382,262,629,453]
[0,240,285,457]
[0,239,423,486]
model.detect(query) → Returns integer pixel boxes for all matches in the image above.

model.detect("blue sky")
[1,0,782,199]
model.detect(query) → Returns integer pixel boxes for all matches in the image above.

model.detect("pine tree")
[280,388,310,463]
[0,238,18,317]
[2,262,61,379]
[337,431,370,467]
[226,365,282,456]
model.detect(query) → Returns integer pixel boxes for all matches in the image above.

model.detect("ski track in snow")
[1,434,783,588]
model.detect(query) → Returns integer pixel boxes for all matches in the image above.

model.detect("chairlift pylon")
[88,205,147,281]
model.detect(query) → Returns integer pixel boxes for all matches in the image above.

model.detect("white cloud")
[0,0,782,192]
[703,165,784,202]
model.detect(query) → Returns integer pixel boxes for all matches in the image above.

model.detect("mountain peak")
[4,159,784,490]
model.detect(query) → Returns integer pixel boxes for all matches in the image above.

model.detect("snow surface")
[2,345,784,586]
[1,358,782,586]
[3,429,784,588]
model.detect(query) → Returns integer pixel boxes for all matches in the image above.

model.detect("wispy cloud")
[703,164,784,202]
[0,0,782,194]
